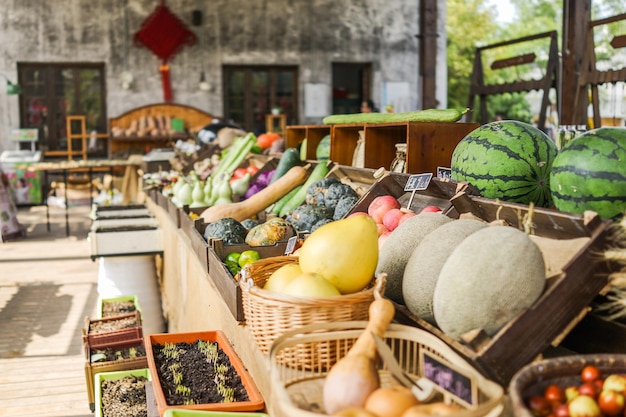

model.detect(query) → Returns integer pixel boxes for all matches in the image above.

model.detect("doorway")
[223,65,298,135]
[332,63,373,114]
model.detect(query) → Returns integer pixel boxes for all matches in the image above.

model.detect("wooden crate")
[330,121,478,174]
[82,311,143,349]
[347,171,478,217]
[392,192,614,386]
[285,125,331,160]
[165,196,181,228]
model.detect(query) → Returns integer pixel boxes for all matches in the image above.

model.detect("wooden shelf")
[285,125,331,159]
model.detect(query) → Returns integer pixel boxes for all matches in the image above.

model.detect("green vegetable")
[270,147,301,184]
[279,161,331,217]
[203,218,248,245]
[285,204,334,232]
[269,184,302,215]
[300,138,308,160]
[322,108,468,125]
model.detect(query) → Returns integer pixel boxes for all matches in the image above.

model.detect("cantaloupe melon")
[432,225,545,340]
[402,218,488,325]
[375,212,453,304]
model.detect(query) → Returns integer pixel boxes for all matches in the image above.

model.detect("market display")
[135,119,626,417]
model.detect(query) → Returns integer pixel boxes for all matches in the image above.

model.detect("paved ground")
[0,203,98,417]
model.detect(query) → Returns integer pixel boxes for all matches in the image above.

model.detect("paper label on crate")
[437,166,452,179]
[285,236,298,255]
[420,350,478,408]
[404,173,432,191]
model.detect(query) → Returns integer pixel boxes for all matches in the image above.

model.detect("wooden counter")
[145,197,272,407]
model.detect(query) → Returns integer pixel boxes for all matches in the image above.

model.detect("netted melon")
[432,225,545,340]
[402,218,488,325]
[375,212,453,304]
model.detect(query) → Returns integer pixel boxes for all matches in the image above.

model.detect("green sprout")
[161,343,179,359]
[175,384,191,396]
[129,347,137,359]
[115,351,123,361]
[183,398,196,405]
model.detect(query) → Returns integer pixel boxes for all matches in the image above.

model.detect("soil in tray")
[152,340,249,406]
[91,345,146,363]
[102,300,137,317]
[90,315,140,334]
[101,375,148,417]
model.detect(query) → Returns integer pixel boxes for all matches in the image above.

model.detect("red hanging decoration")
[133,0,197,102]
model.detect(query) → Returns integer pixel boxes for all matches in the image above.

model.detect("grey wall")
[0,0,447,152]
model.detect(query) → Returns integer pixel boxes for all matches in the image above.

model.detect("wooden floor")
[0,204,98,417]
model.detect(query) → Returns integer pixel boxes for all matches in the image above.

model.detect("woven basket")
[509,354,626,417]
[239,255,384,365]
[269,321,504,417]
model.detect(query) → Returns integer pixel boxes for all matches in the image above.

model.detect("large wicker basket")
[239,255,384,364]
[269,321,504,417]
[509,354,626,417]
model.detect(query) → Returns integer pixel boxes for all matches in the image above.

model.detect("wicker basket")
[239,256,384,364]
[269,321,504,417]
[509,354,626,417]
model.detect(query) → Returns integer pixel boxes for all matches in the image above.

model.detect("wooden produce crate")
[347,171,478,217]
[166,195,182,228]
[392,191,614,386]
[82,311,143,350]
[208,236,295,322]
[285,125,331,160]
[83,337,148,412]
[330,121,478,174]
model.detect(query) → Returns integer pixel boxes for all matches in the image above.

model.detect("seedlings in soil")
[115,350,123,361]
[175,384,192,396]
[129,347,137,359]
[162,342,180,359]
[198,340,218,364]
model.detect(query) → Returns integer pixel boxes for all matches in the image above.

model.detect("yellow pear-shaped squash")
[298,215,378,294]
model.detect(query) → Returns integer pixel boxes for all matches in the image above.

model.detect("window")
[17,63,107,158]
[223,65,298,134]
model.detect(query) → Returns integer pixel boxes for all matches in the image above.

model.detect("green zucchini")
[279,161,331,217]
[270,184,303,215]
[270,147,301,184]
[322,108,469,125]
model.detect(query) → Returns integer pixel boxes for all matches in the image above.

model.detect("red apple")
[568,395,601,417]
[598,389,625,416]
[420,205,442,213]
[382,208,404,232]
[367,195,401,223]
[578,382,599,400]
[554,403,570,417]
[528,395,552,417]
[376,223,390,237]
[398,211,416,225]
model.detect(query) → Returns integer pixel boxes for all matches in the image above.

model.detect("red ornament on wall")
[133,0,197,102]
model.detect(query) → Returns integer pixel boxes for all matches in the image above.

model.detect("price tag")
[437,166,452,179]
[420,350,477,408]
[284,236,298,255]
[404,173,432,210]
[404,173,433,192]
[10,128,38,142]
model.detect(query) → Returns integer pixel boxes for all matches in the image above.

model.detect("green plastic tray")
[97,294,142,318]
[94,368,151,417]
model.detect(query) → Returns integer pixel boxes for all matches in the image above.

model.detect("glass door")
[223,65,298,134]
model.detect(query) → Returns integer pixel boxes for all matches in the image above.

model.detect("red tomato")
[581,365,602,383]
[578,382,599,399]
[545,384,566,404]
[598,389,625,416]
[554,403,570,417]
[232,167,249,180]
[246,165,260,175]
[528,395,552,417]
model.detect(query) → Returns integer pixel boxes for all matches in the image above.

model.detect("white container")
[89,218,163,257]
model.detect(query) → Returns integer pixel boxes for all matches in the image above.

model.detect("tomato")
[598,389,625,416]
[238,250,261,268]
[545,384,566,405]
[578,382,599,399]
[231,167,249,180]
[581,365,602,383]
[246,165,260,175]
[528,395,552,417]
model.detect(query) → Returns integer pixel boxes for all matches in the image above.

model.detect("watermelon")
[451,120,558,207]
[316,134,331,160]
[550,127,626,219]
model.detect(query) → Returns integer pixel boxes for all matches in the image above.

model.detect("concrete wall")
[0,0,447,152]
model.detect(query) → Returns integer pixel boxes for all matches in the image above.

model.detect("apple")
[364,385,420,417]
[568,395,601,417]
[554,404,570,417]
[398,211,416,225]
[578,382,599,400]
[382,208,404,232]
[376,222,390,237]
[419,205,442,213]
[598,389,625,416]
[604,375,626,395]
[378,231,392,250]
[528,395,552,417]
[280,272,341,297]
[368,195,401,223]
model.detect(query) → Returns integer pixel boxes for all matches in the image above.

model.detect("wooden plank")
[490,53,536,70]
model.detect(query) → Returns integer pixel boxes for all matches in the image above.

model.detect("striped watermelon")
[451,120,558,207]
[550,127,626,219]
